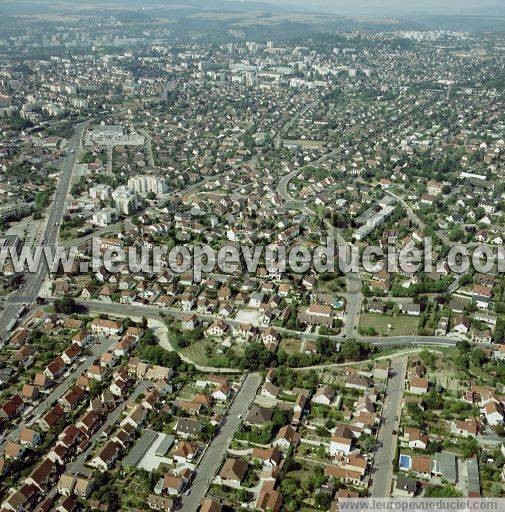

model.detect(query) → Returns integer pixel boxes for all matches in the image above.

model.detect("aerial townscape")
[0,0,504,511]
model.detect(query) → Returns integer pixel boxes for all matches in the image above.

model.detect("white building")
[89,184,112,201]
[92,208,117,227]
[330,429,353,456]
[128,175,168,196]
[112,186,138,215]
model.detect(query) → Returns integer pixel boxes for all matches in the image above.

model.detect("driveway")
[68,380,152,476]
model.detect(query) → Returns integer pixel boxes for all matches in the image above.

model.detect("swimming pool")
[399,454,412,470]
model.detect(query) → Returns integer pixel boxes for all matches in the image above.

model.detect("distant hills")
[0,0,504,35]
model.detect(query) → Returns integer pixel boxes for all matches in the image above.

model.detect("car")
[394,415,398,421]
[237,414,242,419]
[184,489,191,496]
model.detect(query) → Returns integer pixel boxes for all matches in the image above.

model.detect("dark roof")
[175,418,202,435]
[396,475,417,494]
[245,405,274,426]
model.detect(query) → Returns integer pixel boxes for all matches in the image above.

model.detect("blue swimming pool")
[399,454,412,470]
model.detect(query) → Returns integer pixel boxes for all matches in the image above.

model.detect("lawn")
[279,338,301,354]
[283,139,326,149]
[286,469,314,484]
[360,313,419,336]
[178,342,213,366]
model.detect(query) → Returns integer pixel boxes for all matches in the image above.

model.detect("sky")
[239,0,505,17]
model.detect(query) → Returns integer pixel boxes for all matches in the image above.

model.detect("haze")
[240,0,505,17]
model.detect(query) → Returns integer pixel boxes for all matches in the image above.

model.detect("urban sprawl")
[0,12,504,512]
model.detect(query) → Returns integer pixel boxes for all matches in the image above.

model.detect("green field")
[279,338,302,354]
[283,139,327,149]
[360,313,419,336]
[179,342,212,366]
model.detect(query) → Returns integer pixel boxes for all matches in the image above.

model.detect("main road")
[370,357,407,497]
[0,120,90,342]
[178,373,261,512]
[74,299,461,361]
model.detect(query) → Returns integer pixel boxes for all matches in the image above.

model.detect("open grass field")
[283,139,327,149]
[178,342,212,367]
[360,313,419,336]
[286,469,314,483]
[279,337,302,354]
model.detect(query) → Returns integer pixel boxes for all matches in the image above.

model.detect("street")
[0,335,114,452]
[75,299,460,356]
[370,357,407,497]
[178,372,261,512]
[68,380,152,476]
[333,226,363,338]
[0,120,90,342]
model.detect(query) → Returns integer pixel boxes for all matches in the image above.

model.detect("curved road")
[74,299,461,365]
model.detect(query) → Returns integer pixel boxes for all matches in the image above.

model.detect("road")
[332,226,363,338]
[385,190,425,230]
[274,99,319,150]
[73,299,463,371]
[75,299,460,347]
[140,129,155,168]
[278,166,315,215]
[161,79,178,101]
[75,300,242,373]
[278,174,364,339]
[362,336,458,348]
[276,95,454,342]
[0,121,90,342]
[370,357,407,497]
[178,373,261,512]
[68,380,151,476]
[0,334,114,452]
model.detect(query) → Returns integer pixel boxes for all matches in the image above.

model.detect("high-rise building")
[127,175,168,196]
[112,186,138,215]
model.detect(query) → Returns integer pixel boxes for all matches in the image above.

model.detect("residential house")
[219,458,248,486]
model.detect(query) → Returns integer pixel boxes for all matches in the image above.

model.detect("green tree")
[240,342,274,370]
[315,493,333,509]
[54,295,76,314]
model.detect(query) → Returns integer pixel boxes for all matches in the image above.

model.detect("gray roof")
[155,435,175,457]
[466,457,481,496]
[175,418,202,435]
[396,475,417,494]
[122,429,158,467]
[245,404,274,426]
[434,452,458,484]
